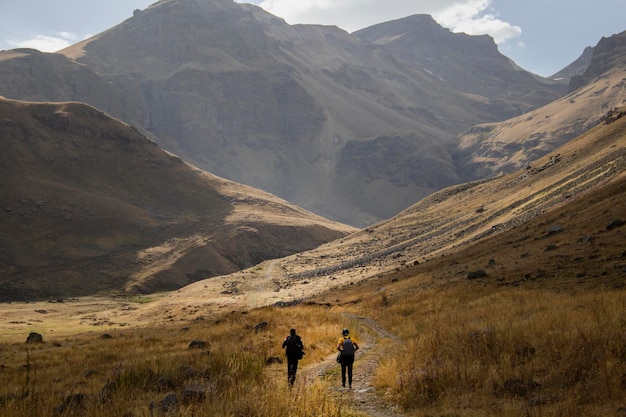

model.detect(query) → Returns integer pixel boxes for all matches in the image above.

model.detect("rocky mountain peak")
[569,30,626,91]
[0,0,568,226]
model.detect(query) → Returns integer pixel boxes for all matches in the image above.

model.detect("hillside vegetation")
[0,108,623,416]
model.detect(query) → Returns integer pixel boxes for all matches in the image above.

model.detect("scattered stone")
[467,269,487,280]
[546,224,564,236]
[486,259,496,268]
[152,392,179,413]
[101,333,112,339]
[266,356,283,365]
[189,340,207,349]
[26,332,43,343]
[606,218,624,230]
[253,321,268,332]
[182,384,209,403]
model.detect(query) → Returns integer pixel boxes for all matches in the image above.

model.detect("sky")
[1,0,625,77]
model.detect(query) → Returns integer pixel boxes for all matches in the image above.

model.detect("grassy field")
[1,274,623,417]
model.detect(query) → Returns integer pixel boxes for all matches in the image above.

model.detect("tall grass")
[2,276,623,417]
[362,281,626,416]
[0,304,354,417]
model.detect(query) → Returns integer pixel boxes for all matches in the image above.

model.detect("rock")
[546,224,564,236]
[607,218,624,230]
[253,321,268,332]
[467,269,487,280]
[26,332,43,343]
[188,340,207,349]
[182,384,209,403]
[153,392,178,413]
[265,356,283,365]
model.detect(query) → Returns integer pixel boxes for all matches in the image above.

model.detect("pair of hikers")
[282,327,359,388]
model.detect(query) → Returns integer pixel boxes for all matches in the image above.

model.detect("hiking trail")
[301,314,408,417]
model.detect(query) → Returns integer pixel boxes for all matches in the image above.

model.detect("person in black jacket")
[282,328,304,385]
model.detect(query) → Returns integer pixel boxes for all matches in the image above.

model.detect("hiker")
[282,328,304,385]
[337,328,359,388]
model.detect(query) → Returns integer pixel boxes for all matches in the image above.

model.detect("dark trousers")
[287,356,299,385]
[340,354,354,386]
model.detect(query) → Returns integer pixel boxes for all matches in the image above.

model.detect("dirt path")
[301,315,408,417]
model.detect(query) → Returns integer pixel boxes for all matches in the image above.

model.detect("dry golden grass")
[0,303,367,417]
[1,107,624,416]
[356,282,626,416]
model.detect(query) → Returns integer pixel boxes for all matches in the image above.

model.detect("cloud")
[434,0,521,44]
[248,0,521,45]
[10,32,78,53]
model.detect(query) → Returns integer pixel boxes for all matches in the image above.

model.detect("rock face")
[354,14,567,117]
[452,30,626,181]
[0,0,566,226]
[550,46,595,83]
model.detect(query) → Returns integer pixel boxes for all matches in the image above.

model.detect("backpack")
[341,337,355,356]
[285,335,303,358]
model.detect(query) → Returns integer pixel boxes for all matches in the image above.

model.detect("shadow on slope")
[0,97,356,301]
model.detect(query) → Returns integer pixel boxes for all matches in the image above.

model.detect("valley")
[0,1,625,415]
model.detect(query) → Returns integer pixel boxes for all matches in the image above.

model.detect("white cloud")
[434,0,521,44]
[10,32,78,53]
[248,0,521,45]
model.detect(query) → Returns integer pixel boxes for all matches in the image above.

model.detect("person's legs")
[343,355,355,388]
[292,359,299,384]
[347,363,353,387]
[288,357,297,385]
[340,362,347,386]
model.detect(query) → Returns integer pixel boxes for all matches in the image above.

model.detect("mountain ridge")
[0,0,568,226]
[0,96,355,301]
[453,30,626,181]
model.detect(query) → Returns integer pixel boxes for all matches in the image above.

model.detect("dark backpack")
[341,337,355,355]
[285,335,303,358]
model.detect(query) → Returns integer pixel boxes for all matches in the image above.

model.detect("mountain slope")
[0,0,565,226]
[133,104,625,319]
[453,30,626,181]
[354,14,567,118]
[0,97,355,301]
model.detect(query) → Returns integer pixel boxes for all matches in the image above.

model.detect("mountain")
[0,0,566,226]
[0,97,355,301]
[135,104,625,318]
[452,30,626,181]
[354,14,567,117]
[550,46,594,82]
